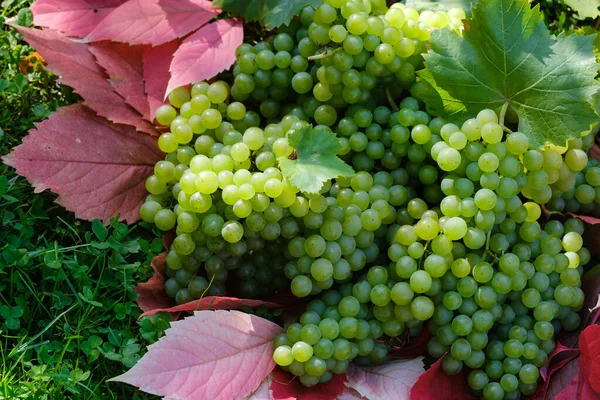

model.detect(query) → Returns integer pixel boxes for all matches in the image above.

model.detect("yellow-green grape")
[168,87,190,108]
[155,105,177,126]
[158,132,178,153]
[140,201,162,223]
[145,175,167,195]
[195,171,219,194]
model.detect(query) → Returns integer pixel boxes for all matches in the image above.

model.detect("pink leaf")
[345,358,425,400]
[409,357,477,400]
[337,388,368,400]
[270,369,347,400]
[89,42,151,121]
[143,40,180,121]
[109,310,282,400]
[84,0,219,45]
[243,374,274,400]
[166,18,243,97]
[141,296,285,318]
[30,0,126,38]
[14,26,158,135]
[1,104,163,224]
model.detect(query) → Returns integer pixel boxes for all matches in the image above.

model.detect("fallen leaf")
[109,310,282,400]
[18,51,47,74]
[409,357,476,400]
[1,104,163,224]
[14,25,158,135]
[30,0,126,38]
[345,358,425,400]
[143,39,180,120]
[89,42,152,121]
[85,0,218,45]
[579,325,600,393]
[166,18,243,98]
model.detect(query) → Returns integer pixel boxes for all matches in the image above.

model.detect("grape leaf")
[109,310,282,400]
[1,104,163,224]
[564,0,600,19]
[166,18,243,98]
[84,0,219,45]
[270,369,347,400]
[142,39,180,121]
[136,252,285,317]
[89,42,151,121]
[213,0,321,30]
[405,0,473,14]
[409,357,476,400]
[418,0,600,148]
[278,126,355,194]
[345,358,425,400]
[13,25,158,135]
[30,0,126,38]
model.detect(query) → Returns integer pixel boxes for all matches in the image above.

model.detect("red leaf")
[270,369,347,400]
[388,329,432,359]
[136,252,285,318]
[141,297,285,318]
[579,325,600,393]
[143,40,180,121]
[30,0,126,38]
[243,374,274,400]
[89,42,151,121]
[555,371,598,400]
[536,358,580,400]
[84,0,219,45]
[345,358,426,400]
[109,310,282,400]
[14,26,158,135]
[409,357,476,400]
[540,342,579,381]
[135,253,172,313]
[1,104,163,224]
[166,18,243,97]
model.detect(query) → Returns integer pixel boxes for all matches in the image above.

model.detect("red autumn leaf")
[14,25,158,136]
[409,357,476,400]
[540,342,579,381]
[136,252,285,318]
[135,253,173,313]
[141,296,285,318]
[1,104,163,224]
[554,369,598,400]
[345,358,426,400]
[243,374,274,400]
[143,39,180,121]
[270,369,347,400]
[89,42,151,121]
[535,357,580,400]
[166,18,243,97]
[388,329,432,359]
[84,0,219,45]
[30,0,126,38]
[109,310,282,400]
[579,325,600,393]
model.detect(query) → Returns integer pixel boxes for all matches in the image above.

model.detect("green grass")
[0,0,596,399]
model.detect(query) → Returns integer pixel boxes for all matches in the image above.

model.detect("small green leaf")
[6,317,20,330]
[91,220,108,241]
[563,0,600,19]
[10,306,24,318]
[17,8,33,27]
[419,0,600,147]
[278,126,355,194]
[0,80,9,93]
[214,0,321,29]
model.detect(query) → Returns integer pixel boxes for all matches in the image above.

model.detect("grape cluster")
[138,0,600,397]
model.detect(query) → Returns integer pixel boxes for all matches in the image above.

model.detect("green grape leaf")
[405,0,474,14]
[279,126,355,195]
[564,0,600,19]
[214,0,321,29]
[418,0,600,148]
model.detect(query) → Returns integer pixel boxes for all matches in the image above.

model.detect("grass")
[0,0,597,399]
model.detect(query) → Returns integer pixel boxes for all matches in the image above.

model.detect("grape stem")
[499,101,513,134]
[418,241,430,269]
[308,48,342,61]
[386,88,399,111]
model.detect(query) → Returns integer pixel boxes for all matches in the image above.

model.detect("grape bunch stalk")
[138,1,599,398]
